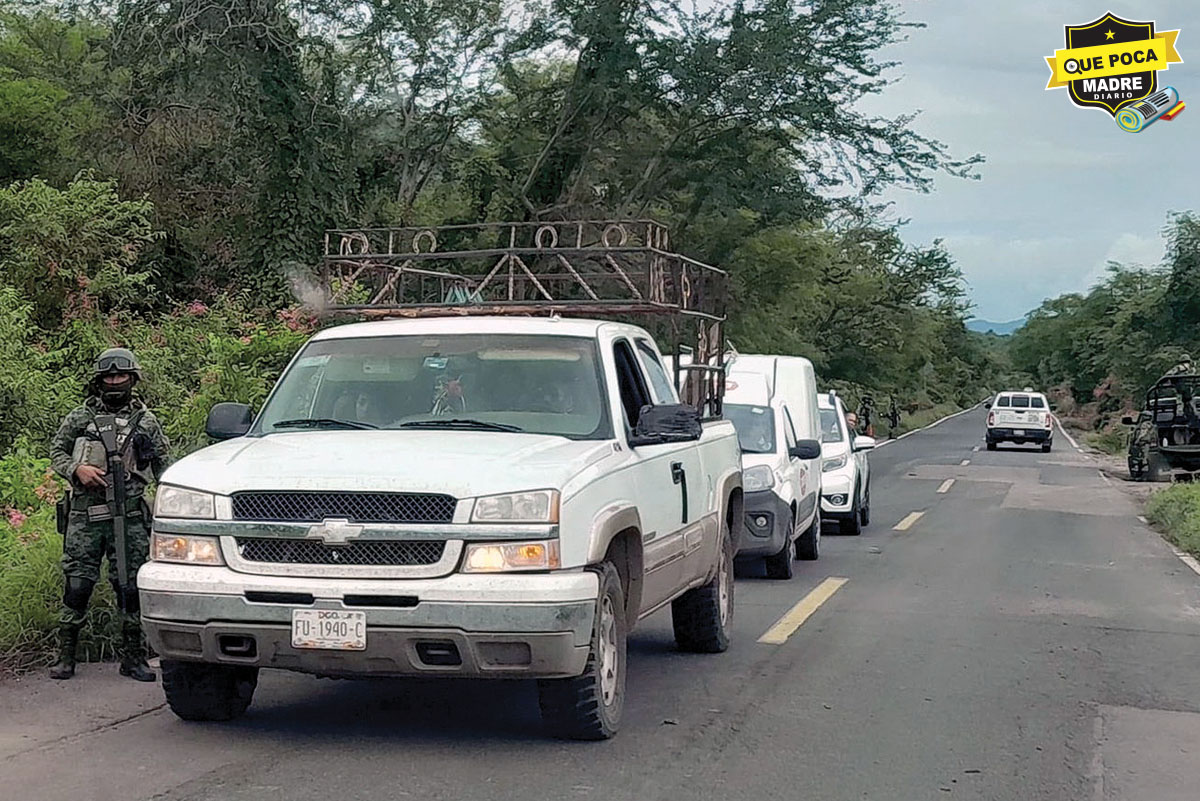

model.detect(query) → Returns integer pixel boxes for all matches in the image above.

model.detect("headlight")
[155,486,216,519]
[152,532,225,565]
[471,490,559,523]
[743,465,776,492]
[461,540,561,572]
[822,453,848,472]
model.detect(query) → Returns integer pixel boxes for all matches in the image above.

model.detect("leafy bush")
[0,174,158,327]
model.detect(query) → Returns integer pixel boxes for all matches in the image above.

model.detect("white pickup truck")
[140,315,743,740]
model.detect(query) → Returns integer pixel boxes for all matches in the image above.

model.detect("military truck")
[1123,367,1200,481]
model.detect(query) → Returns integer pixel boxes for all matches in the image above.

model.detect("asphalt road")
[5,407,1200,800]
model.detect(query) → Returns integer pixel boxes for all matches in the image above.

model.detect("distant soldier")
[48,348,170,681]
[1165,354,1194,377]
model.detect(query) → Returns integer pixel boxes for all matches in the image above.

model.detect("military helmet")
[93,347,142,379]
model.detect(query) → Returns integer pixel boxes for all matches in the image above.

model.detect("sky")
[858,1,1199,322]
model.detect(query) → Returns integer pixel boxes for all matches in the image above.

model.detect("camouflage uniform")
[49,380,170,680]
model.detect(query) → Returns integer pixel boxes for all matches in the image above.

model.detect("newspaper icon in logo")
[1116,86,1185,132]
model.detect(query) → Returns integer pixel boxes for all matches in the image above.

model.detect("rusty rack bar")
[320,220,728,418]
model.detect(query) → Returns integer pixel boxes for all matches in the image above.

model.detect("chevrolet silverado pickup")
[141,314,743,740]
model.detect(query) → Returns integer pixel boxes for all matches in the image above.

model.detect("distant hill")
[967,318,1026,336]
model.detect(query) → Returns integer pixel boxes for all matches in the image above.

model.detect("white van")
[721,355,823,579]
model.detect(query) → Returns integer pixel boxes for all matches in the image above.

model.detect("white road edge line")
[1097,469,1112,486]
[1171,549,1200,578]
[1134,514,1200,578]
[1055,416,1085,455]
[937,478,955,494]
[876,402,984,449]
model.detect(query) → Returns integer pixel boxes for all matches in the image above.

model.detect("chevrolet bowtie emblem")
[308,518,363,546]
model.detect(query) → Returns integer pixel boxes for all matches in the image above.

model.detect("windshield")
[819,408,844,443]
[725,404,776,454]
[254,334,611,440]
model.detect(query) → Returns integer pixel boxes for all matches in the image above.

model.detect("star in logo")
[1105,29,1115,40]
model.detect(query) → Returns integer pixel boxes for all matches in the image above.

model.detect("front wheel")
[161,660,258,722]
[840,489,863,536]
[672,521,734,653]
[538,561,626,740]
[795,510,820,561]
[859,483,871,527]
[986,441,997,451]
[764,514,796,579]
[1041,442,1052,453]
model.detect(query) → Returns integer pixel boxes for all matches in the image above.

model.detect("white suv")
[817,392,874,535]
[985,389,1053,452]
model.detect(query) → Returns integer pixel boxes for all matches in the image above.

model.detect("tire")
[859,483,871,528]
[672,520,734,653]
[986,441,997,451]
[1146,453,1164,483]
[161,660,258,722]
[840,488,863,536]
[795,510,820,561]
[538,561,626,740]
[1041,442,1052,453]
[764,517,795,579]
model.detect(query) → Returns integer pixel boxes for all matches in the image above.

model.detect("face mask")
[98,376,134,409]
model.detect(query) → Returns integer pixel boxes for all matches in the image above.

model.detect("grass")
[0,508,120,674]
[1083,428,1128,455]
[1144,484,1200,559]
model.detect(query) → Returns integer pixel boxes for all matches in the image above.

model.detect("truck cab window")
[613,340,652,428]
[635,339,677,404]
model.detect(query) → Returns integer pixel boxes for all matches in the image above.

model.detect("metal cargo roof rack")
[321,220,728,418]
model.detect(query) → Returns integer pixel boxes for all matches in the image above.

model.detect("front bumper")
[737,489,791,557]
[987,427,1051,443]
[820,472,855,519]
[139,562,597,679]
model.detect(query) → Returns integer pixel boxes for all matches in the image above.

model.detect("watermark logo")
[1045,12,1184,132]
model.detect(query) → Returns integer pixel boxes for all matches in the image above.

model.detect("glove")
[131,430,157,470]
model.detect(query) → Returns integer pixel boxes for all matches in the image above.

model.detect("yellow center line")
[758,577,849,645]
[937,478,955,494]
[893,510,925,531]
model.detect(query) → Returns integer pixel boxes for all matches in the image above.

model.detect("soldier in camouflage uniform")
[48,348,170,681]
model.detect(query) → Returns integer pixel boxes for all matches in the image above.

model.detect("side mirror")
[1049,403,1058,412]
[983,400,992,409]
[1121,415,1135,426]
[206,402,253,440]
[852,435,876,452]
[629,404,702,447]
[788,438,822,460]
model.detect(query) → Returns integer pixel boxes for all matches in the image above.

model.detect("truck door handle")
[671,462,688,524]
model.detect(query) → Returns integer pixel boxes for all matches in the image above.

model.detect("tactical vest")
[72,402,154,493]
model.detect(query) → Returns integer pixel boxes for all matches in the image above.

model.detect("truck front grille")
[231,491,456,524]
[235,538,447,567]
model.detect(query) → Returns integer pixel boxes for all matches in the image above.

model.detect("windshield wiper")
[272,418,378,431]
[394,418,524,433]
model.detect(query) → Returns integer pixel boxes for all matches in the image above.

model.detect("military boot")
[117,617,156,682]
[48,624,79,680]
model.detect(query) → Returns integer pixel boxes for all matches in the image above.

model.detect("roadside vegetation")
[0,1,1002,670]
[1005,213,1200,441]
[1145,485,1200,560]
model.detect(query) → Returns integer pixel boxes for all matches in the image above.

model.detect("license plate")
[291,609,367,651]
[1013,429,1025,436]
